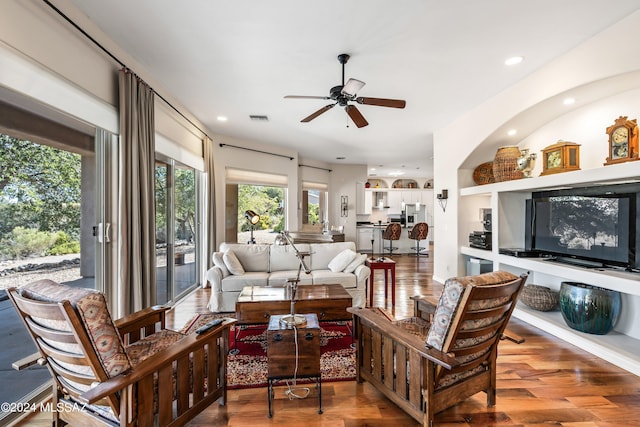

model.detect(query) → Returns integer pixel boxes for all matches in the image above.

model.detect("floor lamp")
[245,210,260,244]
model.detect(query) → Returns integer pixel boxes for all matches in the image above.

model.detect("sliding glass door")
[0,124,116,424]
[155,156,199,305]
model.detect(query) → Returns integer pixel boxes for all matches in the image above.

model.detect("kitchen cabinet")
[387,191,403,214]
[356,227,375,253]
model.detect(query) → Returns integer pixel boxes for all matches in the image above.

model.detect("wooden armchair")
[348,271,526,427]
[8,279,235,427]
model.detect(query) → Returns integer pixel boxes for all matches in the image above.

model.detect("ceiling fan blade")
[345,105,369,128]
[356,97,406,109]
[285,95,331,100]
[301,104,336,122]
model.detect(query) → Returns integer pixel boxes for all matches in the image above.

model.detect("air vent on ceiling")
[249,115,269,122]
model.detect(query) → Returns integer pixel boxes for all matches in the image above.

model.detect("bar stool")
[408,222,429,256]
[382,223,402,257]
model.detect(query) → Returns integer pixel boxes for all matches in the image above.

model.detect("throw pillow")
[328,249,357,273]
[426,278,464,351]
[212,252,230,277]
[343,253,367,273]
[223,250,245,275]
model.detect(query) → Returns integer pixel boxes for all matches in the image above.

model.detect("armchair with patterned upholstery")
[348,271,526,427]
[8,279,235,427]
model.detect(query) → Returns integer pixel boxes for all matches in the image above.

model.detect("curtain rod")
[219,143,294,160]
[299,164,332,172]
[42,0,212,141]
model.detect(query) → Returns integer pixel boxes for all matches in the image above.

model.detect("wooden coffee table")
[235,284,352,324]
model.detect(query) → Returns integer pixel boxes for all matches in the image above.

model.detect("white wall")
[330,164,368,243]
[433,10,640,283]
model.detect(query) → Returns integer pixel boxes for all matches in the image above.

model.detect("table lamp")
[279,231,310,327]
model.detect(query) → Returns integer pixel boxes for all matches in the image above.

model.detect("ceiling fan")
[284,53,406,128]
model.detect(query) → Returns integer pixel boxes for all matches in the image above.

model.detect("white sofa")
[205,242,370,312]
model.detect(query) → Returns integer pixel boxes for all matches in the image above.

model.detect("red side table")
[365,257,396,307]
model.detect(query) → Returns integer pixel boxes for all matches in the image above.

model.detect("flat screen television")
[527,183,640,271]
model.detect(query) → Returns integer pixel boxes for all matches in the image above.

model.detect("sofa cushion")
[268,270,314,287]
[310,270,357,289]
[328,249,357,272]
[343,253,367,273]
[223,250,245,275]
[309,242,356,271]
[220,243,270,272]
[270,243,311,271]
[212,252,230,277]
[221,272,270,292]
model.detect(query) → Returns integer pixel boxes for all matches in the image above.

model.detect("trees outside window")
[0,135,81,260]
[237,184,285,244]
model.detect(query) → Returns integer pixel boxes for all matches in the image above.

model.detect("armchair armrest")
[410,294,438,322]
[80,318,236,405]
[116,305,170,344]
[348,307,458,369]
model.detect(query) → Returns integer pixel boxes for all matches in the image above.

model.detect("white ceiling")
[66,0,640,178]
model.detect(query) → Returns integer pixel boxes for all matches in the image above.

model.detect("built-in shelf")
[463,245,640,297]
[461,161,640,197]
[514,304,640,376]
[459,160,640,376]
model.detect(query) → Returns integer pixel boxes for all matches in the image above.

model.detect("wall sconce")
[437,189,448,212]
[341,195,348,217]
[244,210,260,244]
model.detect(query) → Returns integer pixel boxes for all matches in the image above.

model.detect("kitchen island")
[356,223,430,255]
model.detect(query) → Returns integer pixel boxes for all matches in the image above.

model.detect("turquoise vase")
[559,282,621,335]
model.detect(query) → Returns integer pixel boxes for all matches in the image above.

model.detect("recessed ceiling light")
[336,156,346,160]
[505,56,524,66]
[217,116,228,122]
[388,171,405,177]
[563,97,576,105]
[507,129,517,136]
[370,168,376,171]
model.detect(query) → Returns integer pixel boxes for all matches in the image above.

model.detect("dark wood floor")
[17,252,640,426]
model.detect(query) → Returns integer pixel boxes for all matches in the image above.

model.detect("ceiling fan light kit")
[285,53,406,128]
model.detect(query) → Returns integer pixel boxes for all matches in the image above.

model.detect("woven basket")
[493,146,524,182]
[520,284,559,311]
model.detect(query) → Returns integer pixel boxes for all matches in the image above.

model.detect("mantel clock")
[540,141,581,176]
[604,116,639,166]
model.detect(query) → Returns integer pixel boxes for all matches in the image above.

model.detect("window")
[225,168,288,244]
[236,184,285,244]
[302,181,328,232]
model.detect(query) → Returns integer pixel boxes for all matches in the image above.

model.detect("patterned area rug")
[182,314,356,389]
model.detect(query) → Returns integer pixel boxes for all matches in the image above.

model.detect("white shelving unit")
[459,161,640,376]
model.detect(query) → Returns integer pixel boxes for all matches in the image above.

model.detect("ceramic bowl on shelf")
[559,282,621,335]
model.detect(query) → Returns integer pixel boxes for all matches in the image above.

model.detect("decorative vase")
[493,146,524,182]
[559,282,621,335]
